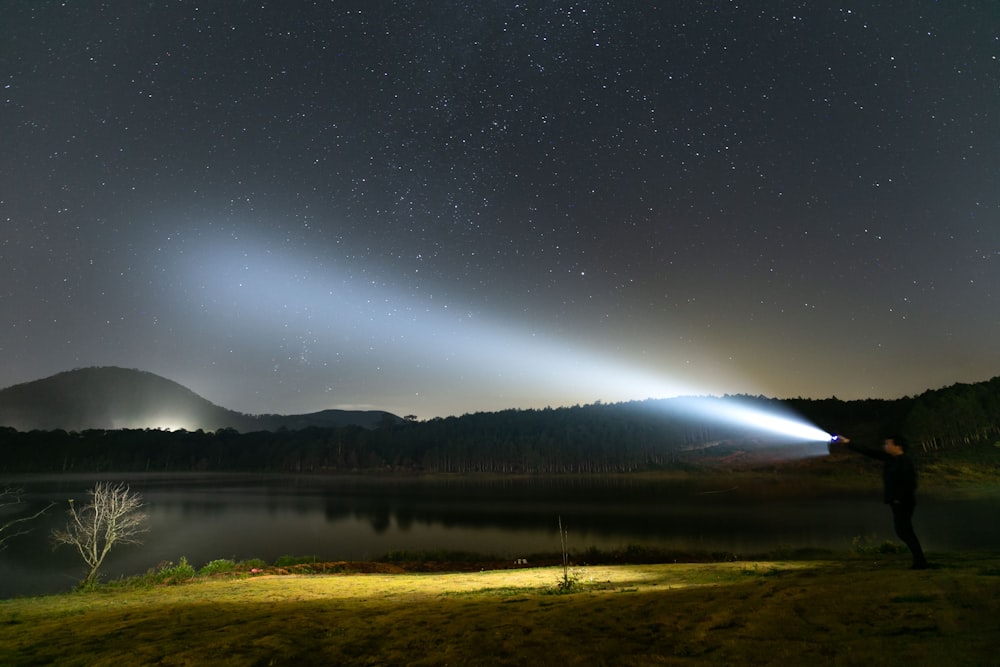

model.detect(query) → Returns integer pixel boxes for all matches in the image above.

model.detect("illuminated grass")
[3,557,1000,666]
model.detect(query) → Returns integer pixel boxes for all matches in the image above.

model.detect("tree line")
[1,378,998,474]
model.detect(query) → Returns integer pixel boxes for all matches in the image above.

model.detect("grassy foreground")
[3,555,1000,666]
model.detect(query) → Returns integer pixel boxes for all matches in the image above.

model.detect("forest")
[1,377,998,474]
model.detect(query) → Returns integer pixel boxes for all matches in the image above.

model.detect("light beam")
[703,401,832,442]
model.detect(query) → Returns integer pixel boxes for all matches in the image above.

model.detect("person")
[836,435,928,569]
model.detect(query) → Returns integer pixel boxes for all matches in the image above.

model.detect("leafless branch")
[51,482,148,586]
[0,486,54,550]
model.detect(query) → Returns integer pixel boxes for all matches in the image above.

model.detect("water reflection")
[1,473,996,598]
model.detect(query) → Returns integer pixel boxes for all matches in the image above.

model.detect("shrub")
[274,555,319,567]
[851,534,905,555]
[378,549,490,563]
[120,557,197,588]
[157,556,197,583]
[199,559,237,575]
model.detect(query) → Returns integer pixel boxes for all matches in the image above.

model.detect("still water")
[2,473,998,598]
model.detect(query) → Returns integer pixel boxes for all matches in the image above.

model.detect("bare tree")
[52,482,149,586]
[1,486,54,550]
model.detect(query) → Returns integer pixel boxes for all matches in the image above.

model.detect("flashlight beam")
[717,404,831,442]
[669,397,832,443]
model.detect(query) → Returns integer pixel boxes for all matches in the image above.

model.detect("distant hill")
[0,367,399,432]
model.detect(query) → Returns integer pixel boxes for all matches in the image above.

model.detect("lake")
[2,473,998,598]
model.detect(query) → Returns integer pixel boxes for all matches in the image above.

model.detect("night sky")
[2,2,998,419]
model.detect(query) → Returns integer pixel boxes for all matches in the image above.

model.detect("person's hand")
[836,435,850,444]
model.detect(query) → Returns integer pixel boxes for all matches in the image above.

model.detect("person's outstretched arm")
[836,436,891,461]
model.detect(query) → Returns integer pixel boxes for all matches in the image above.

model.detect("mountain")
[0,367,399,432]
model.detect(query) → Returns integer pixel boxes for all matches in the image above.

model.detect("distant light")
[112,415,197,432]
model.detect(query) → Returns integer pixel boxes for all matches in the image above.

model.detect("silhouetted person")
[836,435,928,569]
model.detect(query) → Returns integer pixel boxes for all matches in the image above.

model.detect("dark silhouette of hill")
[250,409,401,432]
[0,367,398,432]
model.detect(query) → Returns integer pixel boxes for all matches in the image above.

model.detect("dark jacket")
[847,442,917,505]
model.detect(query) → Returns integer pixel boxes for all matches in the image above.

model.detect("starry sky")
[2,1,998,419]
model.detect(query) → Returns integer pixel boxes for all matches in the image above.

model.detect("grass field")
[3,553,1000,666]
